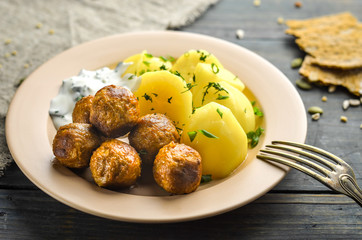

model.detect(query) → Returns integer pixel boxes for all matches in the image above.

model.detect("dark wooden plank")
[0,189,361,239]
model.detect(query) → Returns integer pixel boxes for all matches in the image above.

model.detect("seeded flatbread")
[286,12,362,69]
[285,12,358,37]
[299,55,362,96]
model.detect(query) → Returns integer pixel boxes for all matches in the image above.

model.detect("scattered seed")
[308,106,323,114]
[321,96,327,102]
[11,50,17,56]
[340,116,348,123]
[4,53,10,58]
[253,0,261,7]
[48,29,55,35]
[291,58,303,68]
[35,23,43,29]
[277,17,284,24]
[342,100,350,110]
[24,63,29,69]
[328,85,336,93]
[360,123,362,129]
[235,29,245,39]
[0,64,2,69]
[349,99,361,107]
[311,113,320,121]
[294,1,302,8]
[296,78,312,90]
[4,39,11,45]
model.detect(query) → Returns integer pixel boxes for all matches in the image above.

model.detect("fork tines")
[257,141,353,187]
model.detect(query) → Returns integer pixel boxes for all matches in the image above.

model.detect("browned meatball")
[128,113,180,165]
[52,123,101,168]
[153,142,202,194]
[90,139,141,189]
[90,85,140,138]
[72,95,94,124]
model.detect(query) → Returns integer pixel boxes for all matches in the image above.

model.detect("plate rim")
[5,30,307,223]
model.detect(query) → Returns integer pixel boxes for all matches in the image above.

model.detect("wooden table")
[1,0,361,238]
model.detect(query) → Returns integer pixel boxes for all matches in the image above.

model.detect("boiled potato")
[134,71,192,129]
[194,63,245,93]
[123,51,172,76]
[181,102,248,179]
[172,49,223,84]
[192,81,255,133]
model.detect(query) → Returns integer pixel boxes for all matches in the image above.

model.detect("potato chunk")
[134,71,193,129]
[123,51,172,76]
[192,81,255,134]
[171,49,223,84]
[181,102,248,179]
[193,63,245,93]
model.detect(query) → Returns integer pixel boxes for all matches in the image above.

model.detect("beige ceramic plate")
[6,31,307,223]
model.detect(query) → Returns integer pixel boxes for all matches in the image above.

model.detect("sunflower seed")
[349,99,360,107]
[342,100,350,110]
[311,113,320,121]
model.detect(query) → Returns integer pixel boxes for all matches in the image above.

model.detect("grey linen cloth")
[0,0,219,176]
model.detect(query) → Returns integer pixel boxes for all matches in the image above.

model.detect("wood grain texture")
[0,190,361,239]
[1,0,362,239]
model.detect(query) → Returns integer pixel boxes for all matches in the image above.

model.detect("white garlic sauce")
[49,62,141,129]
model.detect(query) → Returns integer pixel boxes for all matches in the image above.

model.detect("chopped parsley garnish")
[199,51,208,62]
[187,131,198,142]
[216,108,223,118]
[251,101,263,117]
[128,75,135,80]
[198,129,218,139]
[247,127,264,148]
[152,93,158,97]
[167,96,173,103]
[202,82,229,104]
[144,53,153,58]
[211,63,219,74]
[201,174,212,183]
[187,129,218,142]
[139,69,146,75]
[159,64,167,70]
[172,70,184,80]
[182,82,197,93]
[142,61,151,66]
[253,106,263,117]
[160,55,175,62]
[142,93,152,102]
[216,94,229,100]
[192,74,196,83]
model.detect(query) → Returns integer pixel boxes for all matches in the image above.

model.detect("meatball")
[128,113,180,165]
[52,123,101,168]
[90,139,141,189]
[90,85,140,138]
[72,95,94,124]
[153,142,202,194]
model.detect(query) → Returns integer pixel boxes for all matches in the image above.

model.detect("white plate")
[6,31,307,223]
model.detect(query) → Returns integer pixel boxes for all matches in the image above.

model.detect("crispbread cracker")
[285,12,358,37]
[299,55,362,96]
[286,12,362,69]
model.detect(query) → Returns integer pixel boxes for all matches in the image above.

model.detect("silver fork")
[257,141,362,207]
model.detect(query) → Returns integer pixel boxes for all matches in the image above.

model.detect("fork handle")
[340,174,362,207]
